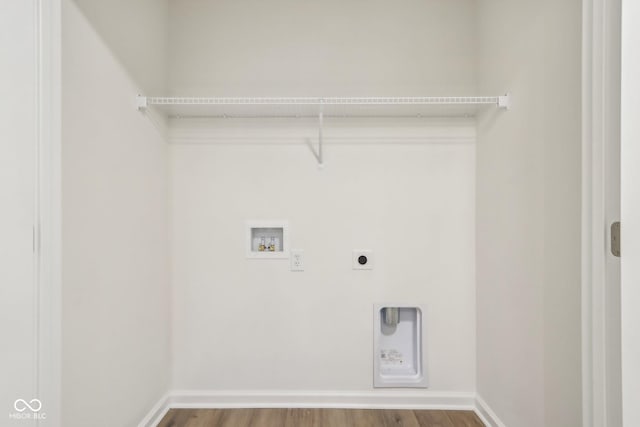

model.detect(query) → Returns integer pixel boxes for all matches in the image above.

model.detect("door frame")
[36,0,62,425]
[620,1,640,424]
[582,0,622,426]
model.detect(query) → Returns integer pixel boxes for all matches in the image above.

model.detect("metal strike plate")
[611,221,621,257]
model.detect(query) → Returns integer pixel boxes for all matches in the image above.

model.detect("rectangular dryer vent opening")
[373,304,427,388]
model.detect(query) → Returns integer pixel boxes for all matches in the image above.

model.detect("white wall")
[61,2,170,426]
[71,0,168,94]
[475,1,582,426]
[169,119,477,393]
[475,4,545,424]
[168,0,476,97]
[541,1,582,424]
[167,0,479,396]
[0,1,38,425]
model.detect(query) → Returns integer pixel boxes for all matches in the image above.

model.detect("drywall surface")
[168,0,476,96]
[540,1,582,424]
[475,1,582,426]
[71,0,167,94]
[0,1,38,424]
[475,4,545,424]
[168,0,479,395]
[169,119,477,393]
[62,2,170,426]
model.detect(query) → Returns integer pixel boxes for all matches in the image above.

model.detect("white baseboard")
[137,392,171,427]
[139,390,502,427]
[169,389,476,410]
[475,395,507,427]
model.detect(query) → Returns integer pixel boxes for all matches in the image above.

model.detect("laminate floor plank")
[445,410,485,427]
[284,408,322,427]
[412,410,455,427]
[186,409,223,427]
[379,409,421,427]
[347,409,386,427]
[216,408,254,427]
[157,408,196,427]
[247,408,287,427]
[319,408,352,426]
[157,408,485,427]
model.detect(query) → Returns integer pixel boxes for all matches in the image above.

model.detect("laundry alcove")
[59,1,583,426]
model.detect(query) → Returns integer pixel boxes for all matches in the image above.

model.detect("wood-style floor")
[157,408,485,427]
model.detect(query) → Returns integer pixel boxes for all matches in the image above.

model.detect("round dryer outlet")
[353,250,374,270]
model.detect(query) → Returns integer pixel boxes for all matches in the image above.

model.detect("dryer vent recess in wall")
[373,304,427,388]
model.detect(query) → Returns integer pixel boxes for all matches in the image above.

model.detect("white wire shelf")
[137,95,509,118]
[137,95,509,167]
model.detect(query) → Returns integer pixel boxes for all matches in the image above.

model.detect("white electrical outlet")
[290,249,304,271]
[353,250,374,270]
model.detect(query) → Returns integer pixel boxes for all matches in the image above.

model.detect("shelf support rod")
[318,110,324,167]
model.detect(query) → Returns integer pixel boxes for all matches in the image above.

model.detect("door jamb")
[582,0,620,426]
[36,0,62,426]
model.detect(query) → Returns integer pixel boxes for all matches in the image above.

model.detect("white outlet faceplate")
[353,250,374,270]
[290,249,304,272]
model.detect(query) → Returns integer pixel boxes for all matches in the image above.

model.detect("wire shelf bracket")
[316,110,324,168]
